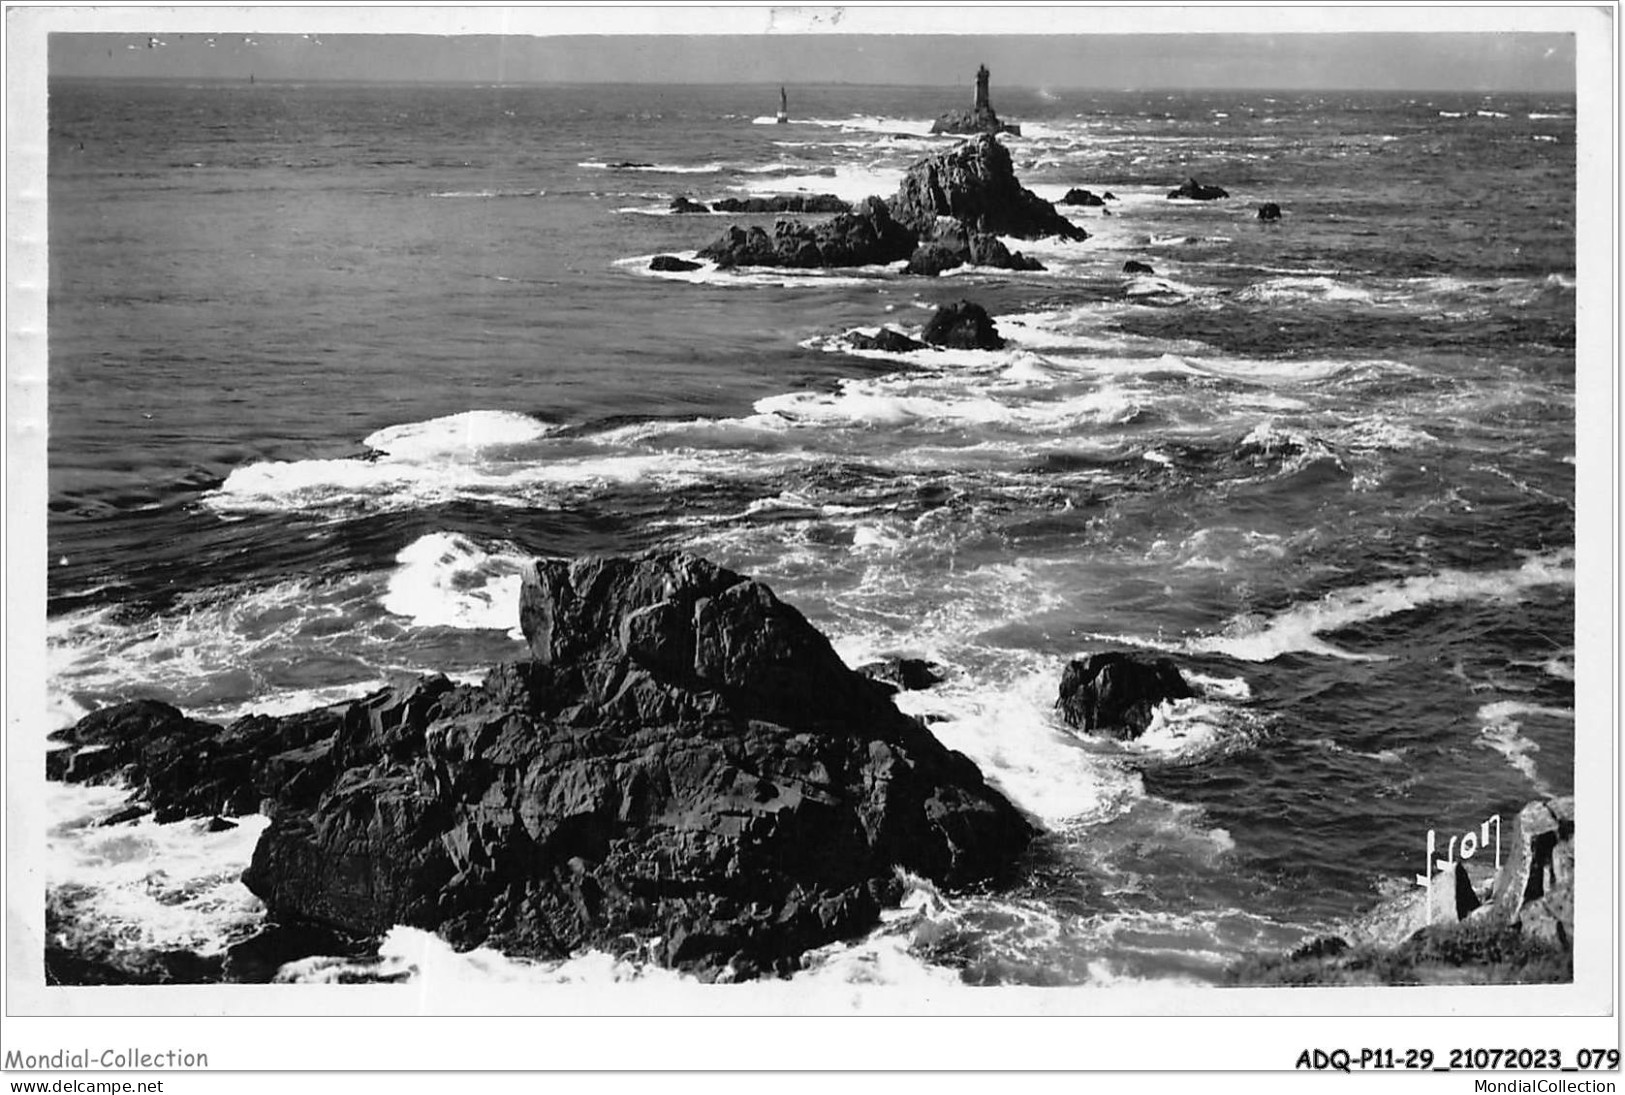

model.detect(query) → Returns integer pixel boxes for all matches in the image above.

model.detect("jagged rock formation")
[709,195,850,215]
[888,135,1088,242]
[1257,202,1282,221]
[930,64,1022,137]
[1055,652,1194,739]
[49,552,1035,981]
[695,197,916,269]
[904,217,1045,276]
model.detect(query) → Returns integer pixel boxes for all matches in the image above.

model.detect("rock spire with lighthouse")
[931,63,1021,136]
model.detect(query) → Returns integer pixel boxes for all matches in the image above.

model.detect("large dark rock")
[1123,260,1156,275]
[696,197,916,270]
[668,195,712,214]
[1256,202,1282,221]
[649,255,702,272]
[920,300,1005,351]
[888,135,1088,243]
[1167,178,1230,201]
[56,554,1033,980]
[1055,652,1194,739]
[1060,188,1106,207]
[903,217,1045,276]
[710,195,850,215]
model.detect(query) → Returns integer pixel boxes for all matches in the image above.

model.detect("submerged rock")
[696,197,916,269]
[1055,652,1194,739]
[921,300,1005,350]
[53,553,1034,980]
[1167,178,1230,201]
[668,195,712,214]
[847,328,927,353]
[1257,201,1282,221]
[888,135,1088,242]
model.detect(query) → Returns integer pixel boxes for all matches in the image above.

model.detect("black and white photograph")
[2,2,1617,1079]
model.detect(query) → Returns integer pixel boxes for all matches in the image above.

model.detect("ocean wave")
[381,532,528,636]
[1235,275,1375,304]
[1187,548,1575,662]
[48,783,270,965]
[1475,702,1563,793]
[365,409,553,458]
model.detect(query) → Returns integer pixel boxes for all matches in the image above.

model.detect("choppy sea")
[41,79,1577,988]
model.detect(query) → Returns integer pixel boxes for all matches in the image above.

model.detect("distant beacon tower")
[974,64,990,111]
[777,86,788,123]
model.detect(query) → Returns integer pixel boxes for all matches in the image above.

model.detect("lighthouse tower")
[974,65,990,112]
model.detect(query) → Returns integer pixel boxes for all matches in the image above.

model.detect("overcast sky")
[34,7,1584,92]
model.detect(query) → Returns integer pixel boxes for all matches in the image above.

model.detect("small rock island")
[931,64,1022,137]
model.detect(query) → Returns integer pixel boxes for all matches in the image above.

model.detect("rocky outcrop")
[696,197,916,269]
[930,64,1021,137]
[904,217,1044,276]
[1123,260,1155,275]
[1167,178,1229,201]
[1055,652,1193,739]
[669,196,712,214]
[1256,202,1282,221]
[52,553,1034,981]
[921,300,1005,350]
[1230,796,1576,986]
[856,658,946,694]
[1060,188,1106,207]
[1490,798,1574,946]
[649,255,702,272]
[888,135,1088,243]
[847,328,927,353]
[710,195,850,215]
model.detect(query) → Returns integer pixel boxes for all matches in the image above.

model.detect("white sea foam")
[1188,549,1574,662]
[365,410,553,457]
[735,165,903,204]
[381,532,527,635]
[1236,275,1375,304]
[48,783,270,960]
[1475,703,1560,793]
